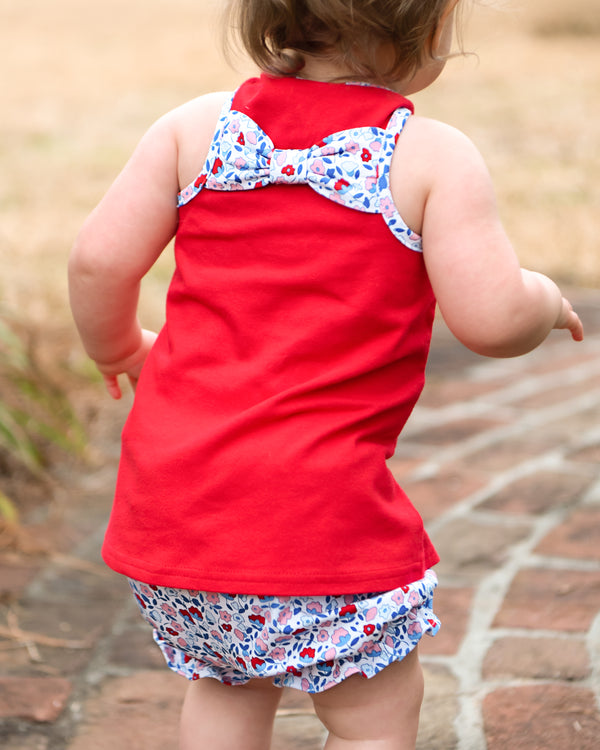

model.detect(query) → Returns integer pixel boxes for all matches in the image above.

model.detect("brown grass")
[1,0,598,334]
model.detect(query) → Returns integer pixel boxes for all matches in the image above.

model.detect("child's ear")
[431,0,460,56]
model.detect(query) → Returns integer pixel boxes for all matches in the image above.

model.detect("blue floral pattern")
[177,94,423,253]
[128,570,439,693]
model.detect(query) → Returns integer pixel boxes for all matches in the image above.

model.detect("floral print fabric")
[128,569,439,693]
[177,94,423,253]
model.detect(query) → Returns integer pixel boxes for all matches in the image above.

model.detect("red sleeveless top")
[103,74,439,595]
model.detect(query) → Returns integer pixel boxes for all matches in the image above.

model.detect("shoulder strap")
[177,94,422,253]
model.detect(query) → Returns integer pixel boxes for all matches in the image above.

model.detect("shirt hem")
[102,548,440,597]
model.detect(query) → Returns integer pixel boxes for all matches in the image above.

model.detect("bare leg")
[311,648,424,749]
[179,676,283,750]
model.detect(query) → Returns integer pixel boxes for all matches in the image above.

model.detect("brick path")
[2,288,600,749]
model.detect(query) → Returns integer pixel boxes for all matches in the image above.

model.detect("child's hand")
[556,298,584,342]
[96,329,158,400]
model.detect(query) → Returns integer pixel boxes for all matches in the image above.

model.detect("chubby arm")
[68,113,179,397]
[412,119,582,356]
[69,92,229,398]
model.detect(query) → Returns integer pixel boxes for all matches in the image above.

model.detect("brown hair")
[225,0,457,85]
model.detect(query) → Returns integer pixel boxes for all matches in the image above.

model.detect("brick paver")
[1,289,599,748]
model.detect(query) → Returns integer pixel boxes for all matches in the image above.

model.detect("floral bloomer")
[129,570,440,693]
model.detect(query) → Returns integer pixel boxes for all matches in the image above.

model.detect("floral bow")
[177,97,422,252]
[179,104,410,213]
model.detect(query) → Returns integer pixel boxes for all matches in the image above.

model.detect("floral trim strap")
[177,93,422,252]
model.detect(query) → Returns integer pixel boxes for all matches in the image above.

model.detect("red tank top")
[102,74,439,595]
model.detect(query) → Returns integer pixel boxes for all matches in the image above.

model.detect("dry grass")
[1,0,598,334]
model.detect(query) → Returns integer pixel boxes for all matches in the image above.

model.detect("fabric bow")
[178,103,411,216]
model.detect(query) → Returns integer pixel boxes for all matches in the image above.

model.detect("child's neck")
[294,54,409,95]
[295,55,353,84]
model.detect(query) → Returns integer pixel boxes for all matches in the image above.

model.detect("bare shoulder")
[390,114,495,237]
[162,91,233,189]
[390,115,486,236]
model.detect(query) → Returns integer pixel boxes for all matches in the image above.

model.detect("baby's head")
[225,0,460,87]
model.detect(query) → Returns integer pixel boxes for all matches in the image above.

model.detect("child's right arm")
[69,92,229,398]
[397,118,583,357]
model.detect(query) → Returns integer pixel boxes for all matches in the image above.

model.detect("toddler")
[69,1,583,748]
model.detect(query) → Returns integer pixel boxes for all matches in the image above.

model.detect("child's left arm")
[68,113,180,398]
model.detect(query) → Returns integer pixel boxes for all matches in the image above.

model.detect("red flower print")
[249,614,266,626]
[236,657,247,668]
[401,585,410,593]
[251,657,265,669]
[188,606,203,619]
[286,666,302,676]
[361,148,372,162]
[334,178,350,192]
[212,157,223,175]
[340,604,357,617]
[184,654,192,663]
[237,133,245,145]
[166,627,179,636]
[300,647,316,659]
[281,164,295,176]
[363,624,376,635]
[135,594,147,609]
[194,173,207,189]
[222,623,232,632]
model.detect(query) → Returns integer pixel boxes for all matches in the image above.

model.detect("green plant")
[0,311,86,474]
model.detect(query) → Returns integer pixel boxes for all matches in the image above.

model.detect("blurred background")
[0,0,598,544]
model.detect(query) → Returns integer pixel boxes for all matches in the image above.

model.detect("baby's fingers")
[568,311,584,342]
[557,298,584,342]
[127,374,139,392]
[103,374,123,400]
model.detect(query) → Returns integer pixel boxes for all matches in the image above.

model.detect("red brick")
[407,417,507,446]
[418,664,458,749]
[279,687,315,713]
[568,443,600,464]
[561,403,600,437]
[483,684,600,750]
[272,714,326,750]
[536,509,600,560]
[482,636,590,681]
[467,437,555,472]
[386,456,426,481]
[67,672,185,750]
[418,378,508,408]
[0,676,72,722]
[493,569,600,632]
[420,586,474,656]
[513,374,600,408]
[107,625,167,671]
[432,519,530,583]
[480,471,592,515]
[523,348,600,375]
[399,469,488,523]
